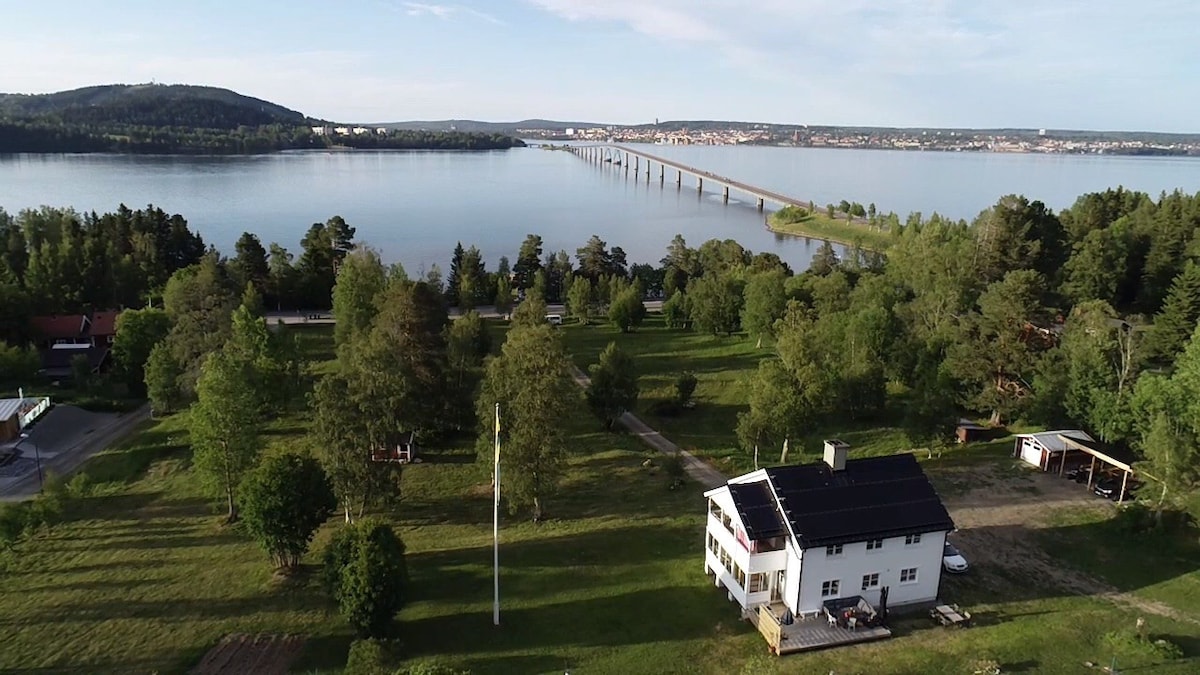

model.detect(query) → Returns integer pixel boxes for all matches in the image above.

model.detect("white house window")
[734,564,747,589]
[749,573,769,593]
[905,534,921,545]
[821,580,840,597]
[861,573,880,591]
[900,567,918,584]
[707,533,719,555]
[866,538,884,551]
[825,544,843,556]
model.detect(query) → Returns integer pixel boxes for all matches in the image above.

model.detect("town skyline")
[1,1,1197,133]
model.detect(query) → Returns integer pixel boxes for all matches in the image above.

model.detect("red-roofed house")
[30,314,92,349]
[29,311,123,379]
[89,310,120,347]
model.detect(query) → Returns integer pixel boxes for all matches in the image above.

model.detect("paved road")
[266,300,665,325]
[569,366,726,489]
[0,403,151,501]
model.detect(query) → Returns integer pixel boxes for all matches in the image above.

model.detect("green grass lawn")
[766,209,894,252]
[3,322,1199,674]
[558,316,959,476]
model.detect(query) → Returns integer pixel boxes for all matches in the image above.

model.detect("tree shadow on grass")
[69,490,163,516]
[945,520,1200,608]
[87,530,242,551]
[295,632,353,673]
[406,524,702,605]
[402,585,731,659]
[458,654,572,674]
[82,434,191,484]
[11,582,335,628]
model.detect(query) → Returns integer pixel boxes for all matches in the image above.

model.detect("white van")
[545,314,563,326]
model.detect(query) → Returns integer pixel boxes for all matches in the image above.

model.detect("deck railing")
[755,605,782,652]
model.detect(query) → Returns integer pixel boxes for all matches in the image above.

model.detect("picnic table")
[930,603,972,627]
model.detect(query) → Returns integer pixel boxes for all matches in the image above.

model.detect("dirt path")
[568,365,726,489]
[943,466,1195,623]
[190,634,305,675]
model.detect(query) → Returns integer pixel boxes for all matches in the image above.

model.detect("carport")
[1055,435,1136,503]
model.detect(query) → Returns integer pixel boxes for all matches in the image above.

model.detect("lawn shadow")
[458,654,572,674]
[403,585,730,658]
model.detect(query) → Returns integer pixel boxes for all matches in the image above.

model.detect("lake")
[2,145,1199,273]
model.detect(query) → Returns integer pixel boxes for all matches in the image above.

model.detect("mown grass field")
[2,321,1199,674]
[766,208,894,251]
[559,315,917,476]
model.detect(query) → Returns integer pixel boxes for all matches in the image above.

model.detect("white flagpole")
[493,402,501,626]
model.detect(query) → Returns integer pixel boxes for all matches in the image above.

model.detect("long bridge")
[567,144,816,213]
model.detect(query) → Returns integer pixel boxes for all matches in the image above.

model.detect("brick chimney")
[823,439,849,471]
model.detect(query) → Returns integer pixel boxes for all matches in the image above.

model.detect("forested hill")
[0,84,305,128]
[0,83,524,154]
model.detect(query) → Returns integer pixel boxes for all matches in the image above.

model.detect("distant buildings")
[520,125,1200,156]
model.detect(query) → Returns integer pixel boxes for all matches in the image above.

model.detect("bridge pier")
[634,156,639,174]
[646,162,650,183]
[698,177,703,194]
[659,164,665,185]
[757,197,764,212]
[723,186,729,204]
[676,170,682,188]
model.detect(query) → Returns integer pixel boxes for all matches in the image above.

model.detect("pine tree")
[1146,261,1200,363]
[445,242,464,306]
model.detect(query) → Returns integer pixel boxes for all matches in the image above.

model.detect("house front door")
[772,570,784,602]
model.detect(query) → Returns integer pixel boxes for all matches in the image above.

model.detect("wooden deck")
[747,603,892,654]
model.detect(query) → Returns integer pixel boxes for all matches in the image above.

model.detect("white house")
[1013,430,1094,471]
[703,441,955,617]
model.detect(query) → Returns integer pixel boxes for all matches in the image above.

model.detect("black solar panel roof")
[723,453,954,549]
[727,481,787,540]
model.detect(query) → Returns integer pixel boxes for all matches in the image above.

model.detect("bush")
[0,504,26,549]
[66,472,94,499]
[1113,502,1196,535]
[662,452,686,479]
[0,343,39,382]
[239,452,336,569]
[321,523,360,595]
[324,518,409,638]
[773,205,809,224]
[1102,630,1184,660]
[675,372,697,405]
[344,638,393,675]
[0,485,69,548]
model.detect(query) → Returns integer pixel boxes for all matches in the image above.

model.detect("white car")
[943,541,969,574]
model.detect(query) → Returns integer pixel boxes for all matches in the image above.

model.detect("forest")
[0,83,524,153]
[3,186,1200,519]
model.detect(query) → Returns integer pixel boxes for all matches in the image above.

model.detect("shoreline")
[764,211,892,252]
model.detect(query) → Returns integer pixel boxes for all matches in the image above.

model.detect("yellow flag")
[493,403,501,465]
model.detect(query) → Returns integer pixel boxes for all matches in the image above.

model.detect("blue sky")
[1,0,1196,131]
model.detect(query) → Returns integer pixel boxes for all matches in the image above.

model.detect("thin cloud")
[400,2,506,25]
